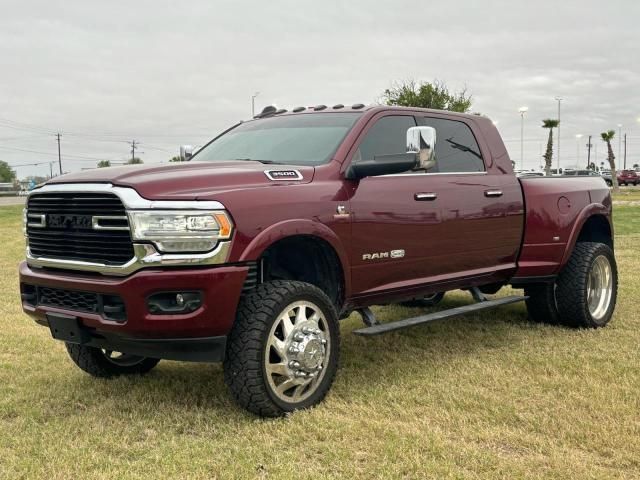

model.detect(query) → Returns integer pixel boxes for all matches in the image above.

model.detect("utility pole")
[623,133,627,169]
[49,162,53,179]
[555,97,562,171]
[586,135,592,169]
[130,140,139,162]
[56,133,62,174]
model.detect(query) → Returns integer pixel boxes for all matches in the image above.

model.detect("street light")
[251,91,260,117]
[617,124,622,160]
[518,106,528,170]
[555,96,563,171]
[575,134,583,165]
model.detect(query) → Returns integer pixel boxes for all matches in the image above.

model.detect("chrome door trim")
[376,171,488,178]
[414,192,437,201]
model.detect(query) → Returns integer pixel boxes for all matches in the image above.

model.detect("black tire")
[224,280,340,417]
[65,343,160,378]
[401,292,445,308]
[555,242,617,328]
[524,283,559,324]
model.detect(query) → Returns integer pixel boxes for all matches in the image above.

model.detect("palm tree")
[541,119,560,176]
[601,130,619,192]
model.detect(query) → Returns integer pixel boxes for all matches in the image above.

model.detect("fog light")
[147,291,202,315]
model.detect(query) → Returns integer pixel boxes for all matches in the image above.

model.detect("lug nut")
[288,346,299,354]
[293,333,304,341]
[289,361,300,368]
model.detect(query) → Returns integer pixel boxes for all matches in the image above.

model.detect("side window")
[355,116,416,161]
[419,117,485,172]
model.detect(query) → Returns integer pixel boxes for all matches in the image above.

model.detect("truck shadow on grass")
[45,294,565,421]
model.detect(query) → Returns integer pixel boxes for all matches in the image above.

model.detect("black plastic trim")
[510,275,557,287]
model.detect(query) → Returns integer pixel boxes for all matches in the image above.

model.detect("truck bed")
[514,176,612,280]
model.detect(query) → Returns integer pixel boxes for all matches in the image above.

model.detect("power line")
[0,145,121,162]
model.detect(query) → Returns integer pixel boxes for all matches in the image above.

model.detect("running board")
[352,295,527,336]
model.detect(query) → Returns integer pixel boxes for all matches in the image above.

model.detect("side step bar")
[353,295,527,336]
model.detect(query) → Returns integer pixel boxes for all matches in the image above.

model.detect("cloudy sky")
[1,0,639,178]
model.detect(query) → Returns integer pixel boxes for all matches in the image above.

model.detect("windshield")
[193,113,361,166]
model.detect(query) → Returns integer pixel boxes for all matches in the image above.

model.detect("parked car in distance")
[617,170,639,186]
[601,169,613,186]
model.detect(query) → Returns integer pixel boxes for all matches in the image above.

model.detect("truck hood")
[45,161,315,200]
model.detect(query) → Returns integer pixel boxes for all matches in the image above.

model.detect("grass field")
[1,204,639,479]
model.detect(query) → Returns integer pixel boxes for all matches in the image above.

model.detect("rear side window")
[419,117,485,172]
[355,116,416,161]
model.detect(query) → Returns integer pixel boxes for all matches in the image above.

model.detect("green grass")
[612,187,640,202]
[1,204,639,479]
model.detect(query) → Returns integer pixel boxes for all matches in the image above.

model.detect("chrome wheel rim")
[586,255,613,321]
[264,300,330,404]
[101,350,146,367]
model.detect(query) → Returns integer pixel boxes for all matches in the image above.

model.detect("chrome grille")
[27,193,134,265]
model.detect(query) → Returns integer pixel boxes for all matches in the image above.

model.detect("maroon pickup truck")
[19,105,618,417]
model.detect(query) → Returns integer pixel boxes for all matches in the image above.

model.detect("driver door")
[347,114,445,297]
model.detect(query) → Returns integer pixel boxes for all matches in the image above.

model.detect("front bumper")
[19,261,249,361]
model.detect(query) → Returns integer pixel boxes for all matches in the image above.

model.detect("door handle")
[415,192,437,201]
[484,190,503,198]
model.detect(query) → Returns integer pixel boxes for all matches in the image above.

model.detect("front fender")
[237,219,352,297]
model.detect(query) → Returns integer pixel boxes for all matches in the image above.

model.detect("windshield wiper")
[234,158,281,165]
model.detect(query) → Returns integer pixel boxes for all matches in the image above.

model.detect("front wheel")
[224,281,340,417]
[65,344,160,377]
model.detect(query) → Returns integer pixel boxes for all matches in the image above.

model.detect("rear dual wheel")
[525,242,617,328]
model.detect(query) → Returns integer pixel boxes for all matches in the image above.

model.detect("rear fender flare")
[559,203,612,269]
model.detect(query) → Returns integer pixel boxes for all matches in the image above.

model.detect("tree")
[601,130,619,192]
[169,156,182,162]
[541,119,560,176]
[127,157,143,165]
[97,160,111,168]
[0,160,16,182]
[382,80,472,112]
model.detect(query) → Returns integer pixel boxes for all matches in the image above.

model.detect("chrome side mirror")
[407,126,436,170]
[180,145,194,161]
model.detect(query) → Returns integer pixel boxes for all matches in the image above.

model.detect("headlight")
[128,210,233,253]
